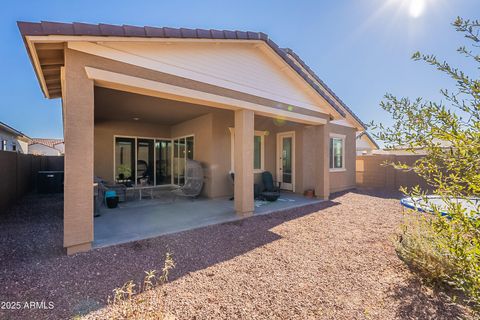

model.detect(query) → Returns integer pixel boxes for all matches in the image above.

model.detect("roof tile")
[210,29,225,39]
[73,22,100,35]
[41,21,74,35]
[195,29,212,39]
[29,138,64,148]
[99,23,125,36]
[17,22,44,36]
[223,30,237,39]
[246,31,259,40]
[144,26,165,37]
[180,28,197,38]
[123,25,146,37]
[235,31,248,39]
[163,27,182,38]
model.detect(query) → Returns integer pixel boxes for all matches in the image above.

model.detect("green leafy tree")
[371,17,480,310]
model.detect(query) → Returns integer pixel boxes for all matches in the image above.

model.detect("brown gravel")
[0,190,474,319]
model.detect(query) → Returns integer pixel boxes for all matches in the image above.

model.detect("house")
[0,121,30,153]
[19,21,369,254]
[28,138,64,155]
[356,131,379,155]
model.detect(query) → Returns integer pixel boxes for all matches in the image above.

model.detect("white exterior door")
[276,132,295,191]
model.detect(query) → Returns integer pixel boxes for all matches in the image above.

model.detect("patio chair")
[260,171,281,201]
[171,159,204,199]
[94,176,128,204]
[229,172,266,200]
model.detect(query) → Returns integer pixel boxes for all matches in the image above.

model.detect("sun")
[408,0,426,18]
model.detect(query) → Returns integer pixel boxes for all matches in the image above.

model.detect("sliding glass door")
[114,135,193,187]
[115,137,135,184]
[137,139,154,185]
[173,136,194,186]
[155,140,172,185]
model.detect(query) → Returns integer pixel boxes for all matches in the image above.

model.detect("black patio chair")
[229,172,262,200]
[261,171,281,201]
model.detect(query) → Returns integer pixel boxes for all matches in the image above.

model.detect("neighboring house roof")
[0,121,30,140]
[29,138,64,148]
[356,131,379,149]
[17,21,366,130]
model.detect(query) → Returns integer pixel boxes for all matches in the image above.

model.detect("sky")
[0,0,478,139]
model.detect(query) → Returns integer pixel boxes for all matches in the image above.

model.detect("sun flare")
[408,0,426,18]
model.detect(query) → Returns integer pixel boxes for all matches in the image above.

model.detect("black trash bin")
[106,196,119,209]
[37,171,64,193]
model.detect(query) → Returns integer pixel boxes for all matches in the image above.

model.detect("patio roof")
[17,21,366,130]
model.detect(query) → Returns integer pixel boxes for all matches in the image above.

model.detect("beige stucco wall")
[328,123,356,193]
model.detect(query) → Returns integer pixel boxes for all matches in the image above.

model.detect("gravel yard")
[0,190,473,319]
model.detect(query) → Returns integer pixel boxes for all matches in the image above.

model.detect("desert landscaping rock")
[0,190,473,319]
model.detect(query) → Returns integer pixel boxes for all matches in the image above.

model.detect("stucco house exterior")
[28,138,64,155]
[19,21,370,254]
[0,121,30,153]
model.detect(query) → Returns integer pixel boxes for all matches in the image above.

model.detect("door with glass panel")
[276,132,295,191]
[173,136,194,186]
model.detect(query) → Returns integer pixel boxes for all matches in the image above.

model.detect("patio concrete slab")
[93,193,322,248]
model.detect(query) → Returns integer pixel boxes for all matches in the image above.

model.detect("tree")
[371,17,480,310]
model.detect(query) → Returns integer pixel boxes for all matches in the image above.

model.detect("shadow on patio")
[0,192,338,319]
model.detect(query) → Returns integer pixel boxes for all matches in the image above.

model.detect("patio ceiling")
[94,87,218,125]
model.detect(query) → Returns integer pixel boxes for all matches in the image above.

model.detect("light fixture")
[133,117,140,121]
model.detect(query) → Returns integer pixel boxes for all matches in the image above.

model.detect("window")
[229,128,265,172]
[329,134,345,171]
[253,136,262,170]
[12,143,16,152]
[1,140,6,151]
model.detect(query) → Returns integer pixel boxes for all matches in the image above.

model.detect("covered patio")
[91,85,330,249]
[94,192,323,248]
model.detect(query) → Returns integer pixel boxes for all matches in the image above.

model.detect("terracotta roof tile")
[29,138,64,148]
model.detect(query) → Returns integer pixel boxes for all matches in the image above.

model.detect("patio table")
[126,185,175,202]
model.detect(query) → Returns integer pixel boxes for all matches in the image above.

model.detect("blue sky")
[1,0,478,138]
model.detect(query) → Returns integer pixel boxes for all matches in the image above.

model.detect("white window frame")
[229,127,266,173]
[329,133,346,172]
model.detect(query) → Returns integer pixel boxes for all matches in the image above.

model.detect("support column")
[63,50,95,255]
[315,124,330,200]
[234,109,254,216]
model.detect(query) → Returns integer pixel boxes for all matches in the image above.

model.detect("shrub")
[372,17,480,311]
[81,252,175,319]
